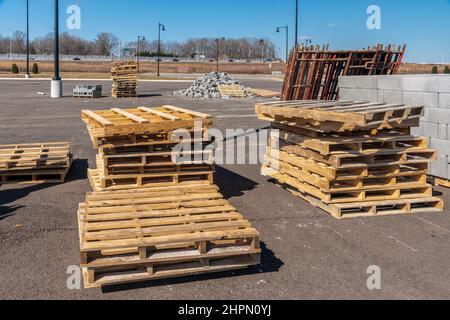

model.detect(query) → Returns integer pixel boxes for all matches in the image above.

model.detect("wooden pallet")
[434,177,450,188]
[77,184,261,288]
[97,151,214,175]
[218,85,246,98]
[81,106,213,141]
[282,183,443,219]
[99,150,214,175]
[248,88,280,98]
[275,129,428,156]
[0,166,71,185]
[86,126,209,149]
[268,150,431,181]
[256,100,423,132]
[0,142,71,171]
[263,160,428,193]
[88,167,214,191]
[263,165,432,204]
[279,143,436,168]
[111,62,137,98]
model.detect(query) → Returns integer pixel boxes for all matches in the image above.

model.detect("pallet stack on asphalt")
[0,142,71,185]
[111,62,137,98]
[282,44,406,101]
[81,106,216,191]
[79,105,261,288]
[256,100,444,219]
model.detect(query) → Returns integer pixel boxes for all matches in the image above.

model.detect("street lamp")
[215,37,225,72]
[137,35,145,73]
[276,25,289,62]
[51,0,62,98]
[295,0,299,47]
[157,23,165,77]
[25,0,30,78]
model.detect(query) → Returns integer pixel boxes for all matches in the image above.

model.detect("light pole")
[157,23,165,77]
[295,0,299,47]
[276,25,289,62]
[215,37,224,72]
[137,35,145,73]
[51,0,62,98]
[25,0,30,78]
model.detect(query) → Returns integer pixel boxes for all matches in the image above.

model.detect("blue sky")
[0,0,449,63]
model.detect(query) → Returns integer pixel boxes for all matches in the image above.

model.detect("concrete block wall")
[339,75,450,180]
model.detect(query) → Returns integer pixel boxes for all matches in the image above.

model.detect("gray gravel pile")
[173,72,254,99]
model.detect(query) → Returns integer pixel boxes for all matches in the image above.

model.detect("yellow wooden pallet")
[248,88,280,98]
[82,106,213,140]
[285,184,443,220]
[218,85,246,98]
[434,177,450,188]
[78,184,261,288]
[256,100,424,132]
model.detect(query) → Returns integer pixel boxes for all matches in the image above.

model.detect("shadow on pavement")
[66,159,89,182]
[101,242,283,294]
[0,183,50,220]
[0,159,88,220]
[138,94,163,98]
[214,166,258,199]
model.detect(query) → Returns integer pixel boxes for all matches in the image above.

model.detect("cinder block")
[430,138,450,157]
[421,121,439,138]
[423,108,450,124]
[339,76,378,89]
[411,126,423,136]
[397,75,450,93]
[402,91,439,108]
[439,93,450,109]
[339,88,378,102]
[377,89,402,104]
[378,76,403,90]
[430,155,449,179]
[438,124,448,140]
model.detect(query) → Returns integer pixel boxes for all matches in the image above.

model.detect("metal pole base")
[25,74,30,79]
[51,79,63,98]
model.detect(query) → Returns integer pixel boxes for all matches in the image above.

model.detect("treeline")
[0,31,276,59]
[0,31,119,56]
[126,37,277,59]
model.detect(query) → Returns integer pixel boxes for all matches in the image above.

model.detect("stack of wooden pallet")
[79,105,261,288]
[256,100,444,219]
[0,142,71,185]
[111,62,137,98]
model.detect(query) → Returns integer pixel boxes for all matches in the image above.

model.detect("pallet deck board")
[256,100,424,129]
[218,85,246,98]
[0,142,71,185]
[81,106,213,139]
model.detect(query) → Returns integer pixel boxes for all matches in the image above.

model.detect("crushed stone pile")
[173,72,255,99]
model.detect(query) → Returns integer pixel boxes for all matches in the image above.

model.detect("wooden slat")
[138,107,180,120]
[162,105,211,119]
[81,110,113,127]
[111,108,149,124]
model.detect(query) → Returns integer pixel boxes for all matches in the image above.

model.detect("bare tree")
[2,31,277,59]
[94,33,119,56]
[11,31,26,53]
